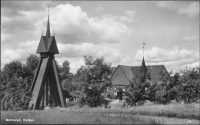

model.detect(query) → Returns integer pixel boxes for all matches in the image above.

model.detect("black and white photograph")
[1,1,199,124]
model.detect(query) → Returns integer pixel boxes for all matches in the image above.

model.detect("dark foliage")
[71,56,112,107]
[125,67,151,106]
[26,54,40,72]
[1,61,33,110]
[148,70,172,104]
[148,67,200,104]
[177,67,200,103]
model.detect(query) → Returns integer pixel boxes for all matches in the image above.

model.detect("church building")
[110,57,169,88]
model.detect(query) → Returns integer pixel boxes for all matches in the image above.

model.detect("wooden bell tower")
[28,15,65,110]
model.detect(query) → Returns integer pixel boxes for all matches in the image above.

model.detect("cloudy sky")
[1,1,199,74]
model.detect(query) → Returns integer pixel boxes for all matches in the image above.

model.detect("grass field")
[108,102,200,120]
[1,110,159,124]
[1,103,199,124]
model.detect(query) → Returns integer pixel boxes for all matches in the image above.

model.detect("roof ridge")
[146,65,164,66]
[118,65,164,68]
[119,65,134,67]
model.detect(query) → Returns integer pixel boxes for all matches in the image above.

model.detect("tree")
[60,60,73,93]
[125,67,151,106]
[1,61,33,111]
[26,54,40,73]
[70,66,88,106]
[177,67,200,103]
[167,72,180,102]
[71,56,112,107]
[60,60,72,81]
[148,67,200,104]
[148,69,173,104]
[2,61,24,80]
[54,59,62,75]
[57,60,74,100]
[1,76,32,111]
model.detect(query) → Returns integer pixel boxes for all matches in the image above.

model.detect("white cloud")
[1,33,12,44]
[124,10,136,22]
[1,40,39,68]
[1,3,132,45]
[95,6,104,12]
[56,42,137,73]
[177,2,199,17]
[100,10,137,24]
[49,4,132,44]
[155,1,199,17]
[183,36,198,41]
[182,62,199,69]
[55,57,85,74]
[135,47,199,67]
[1,41,134,74]
[1,3,134,73]
[88,15,132,43]
[57,42,131,64]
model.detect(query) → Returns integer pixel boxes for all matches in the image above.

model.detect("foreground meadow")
[1,110,159,124]
[1,103,199,124]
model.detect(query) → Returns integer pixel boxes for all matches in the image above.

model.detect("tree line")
[1,54,199,110]
[125,66,200,106]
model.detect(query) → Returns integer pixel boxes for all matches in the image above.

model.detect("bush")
[1,61,33,111]
[71,56,112,108]
[177,67,200,103]
[125,67,151,106]
[149,67,200,104]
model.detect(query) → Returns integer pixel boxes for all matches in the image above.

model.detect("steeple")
[142,56,147,73]
[36,5,59,54]
[46,14,51,38]
[141,42,147,74]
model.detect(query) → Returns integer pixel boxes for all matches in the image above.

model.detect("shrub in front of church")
[125,67,151,106]
[70,56,112,108]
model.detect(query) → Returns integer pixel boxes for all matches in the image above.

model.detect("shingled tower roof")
[36,14,59,54]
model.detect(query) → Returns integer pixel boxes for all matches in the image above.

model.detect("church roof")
[119,65,135,82]
[132,65,167,83]
[108,67,117,79]
[146,65,167,83]
[110,67,117,74]
[111,65,168,85]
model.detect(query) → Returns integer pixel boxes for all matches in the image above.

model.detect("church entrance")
[117,87,123,100]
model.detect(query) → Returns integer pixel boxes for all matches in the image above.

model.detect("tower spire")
[141,42,147,74]
[143,41,145,57]
[46,3,50,38]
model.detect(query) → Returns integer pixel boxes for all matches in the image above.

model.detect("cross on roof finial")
[142,42,147,74]
[48,1,49,15]
[46,1,50,38]
[143,42,145,58]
